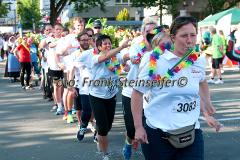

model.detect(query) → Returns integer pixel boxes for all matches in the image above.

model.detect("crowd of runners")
[3,15,240,160]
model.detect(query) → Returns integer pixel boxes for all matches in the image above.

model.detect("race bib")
[172,99,199,113]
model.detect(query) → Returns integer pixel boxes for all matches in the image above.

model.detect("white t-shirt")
[122,42,151,98]
[47,37,61,71]
[55,34,79,72]
[73,49,92,95]
[40,37,49,71]
[134,50,206,131]
[86,51,123,99]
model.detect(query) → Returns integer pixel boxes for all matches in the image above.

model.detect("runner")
[121,17,157,160]
[55,17,85,122]
[87,35,130,160]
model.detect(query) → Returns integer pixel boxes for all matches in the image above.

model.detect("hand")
[121,38,131,49]
[203,102,216,116]
[135,126,149,144]
[205,116,222,132]
[58,63,65,70]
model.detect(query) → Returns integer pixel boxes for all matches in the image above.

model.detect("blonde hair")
[72,17,85,24]
[141,16,158,33]
[151,32,166,48]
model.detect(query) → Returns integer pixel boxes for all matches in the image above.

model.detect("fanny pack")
[164,124,195,148]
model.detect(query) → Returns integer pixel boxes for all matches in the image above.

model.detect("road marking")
[219,79,240,82]
[199,116,240,122]
[212,99,240,103]
[211,87,240,91]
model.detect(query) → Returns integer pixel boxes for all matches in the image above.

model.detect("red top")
[16,44,31,62]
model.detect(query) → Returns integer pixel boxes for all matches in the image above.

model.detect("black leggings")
[89,95,116,136]
[20,62,31,86]
[122,95,135,140]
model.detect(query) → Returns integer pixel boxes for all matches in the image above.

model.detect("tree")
[202,0,240,18]
[17,0,41,30]
[131,0,180,25]
[116,8,130,21]
[0,2,9,18]
[48,0,107,26]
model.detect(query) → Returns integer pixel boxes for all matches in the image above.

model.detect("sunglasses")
[94,27,101,29]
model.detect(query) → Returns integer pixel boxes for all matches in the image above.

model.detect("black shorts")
[89,95,116,136]
[212,58,222,69]
[48,69,63,80]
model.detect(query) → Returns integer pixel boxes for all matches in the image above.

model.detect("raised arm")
[97,39,130,63]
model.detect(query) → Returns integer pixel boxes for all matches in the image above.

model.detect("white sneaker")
[102,154,110,160]
[207,79,215,84]
[215,79,224,84]
[25,86,31,90]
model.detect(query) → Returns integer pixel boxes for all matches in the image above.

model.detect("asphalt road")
[0,61,240,160]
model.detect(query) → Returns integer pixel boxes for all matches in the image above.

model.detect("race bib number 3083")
[172,100,198,113]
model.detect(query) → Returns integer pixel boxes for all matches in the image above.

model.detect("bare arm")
[131,89,148,143]
[97,39,130,63]
[199,80,216,116]
[13,47,19,59]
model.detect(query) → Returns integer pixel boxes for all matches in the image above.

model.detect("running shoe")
[50,105,58,112]
[25,86,31,90]
[67,114,74,123]
[102,154,110,160]
[207,79,215,84]
[72,108,76,114]
[77,126,87,141]
[55,108,64,115]
[122,142,132,160]
[215,79,224,84]
[62,112,68,120]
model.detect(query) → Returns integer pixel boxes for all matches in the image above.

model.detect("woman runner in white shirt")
[131,16,221,160]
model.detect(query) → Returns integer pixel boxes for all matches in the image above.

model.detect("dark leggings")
[142,125,204,160]
[80,95,92,128]
[122,95,135,140]
[42,69,53,98]
[20,62,31,86]
[89,95,116,136]
[74,92,92,127]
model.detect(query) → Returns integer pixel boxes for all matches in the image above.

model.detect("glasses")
[79,39,89,42]
[102,42,111,46]
[94,27,101,29]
